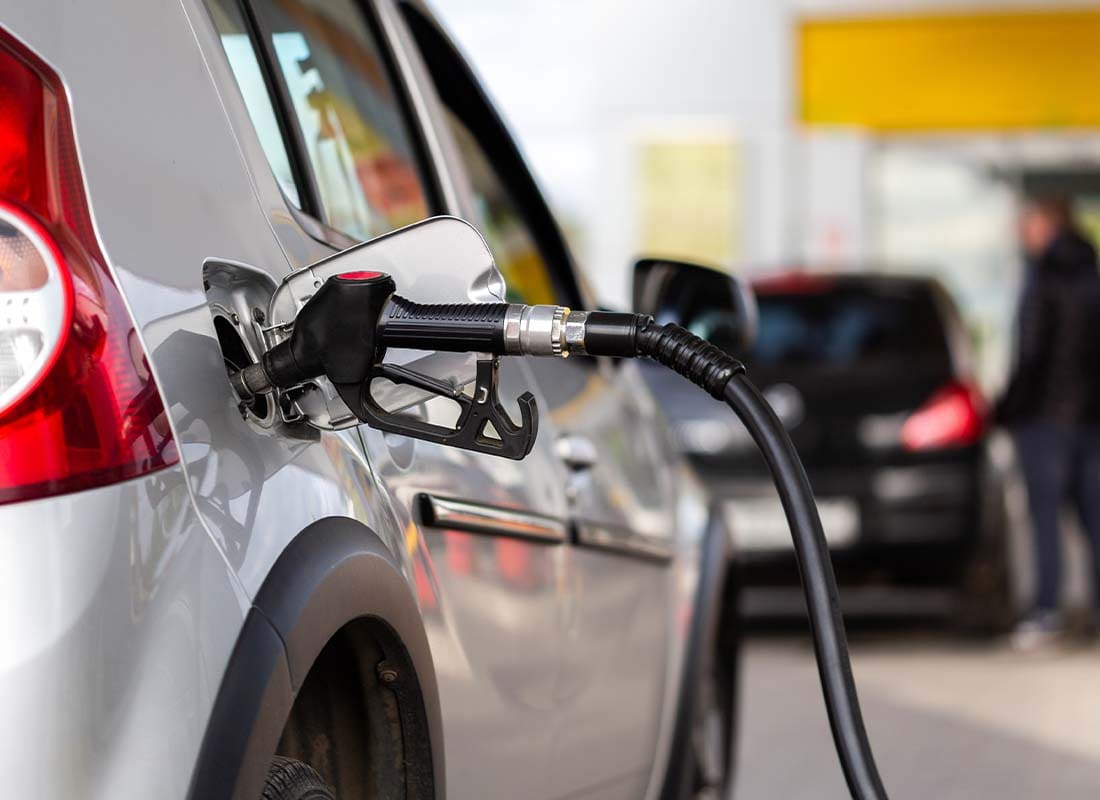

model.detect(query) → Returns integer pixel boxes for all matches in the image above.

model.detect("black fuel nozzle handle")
[232,270,541,459]
[239,269,658,398]
[259,270,396,391]
[230,272,650,457]
[255,273,517,394]
[239,271,515,397]
[379,296,511,354]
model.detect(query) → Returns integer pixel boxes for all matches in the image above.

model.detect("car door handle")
[554,434,598,471]
[419,494,568,543]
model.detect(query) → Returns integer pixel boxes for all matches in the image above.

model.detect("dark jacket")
[997,229,1100,426]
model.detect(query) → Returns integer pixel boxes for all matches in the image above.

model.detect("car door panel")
[360,415,572,799]
[193,1,575,797]
[529,358,675,794]
[396,11,677,791]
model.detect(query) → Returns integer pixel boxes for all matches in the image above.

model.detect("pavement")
[734,621,1100,799]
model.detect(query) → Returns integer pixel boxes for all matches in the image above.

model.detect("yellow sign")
[800,9,1100,130]
[637,137,741,265]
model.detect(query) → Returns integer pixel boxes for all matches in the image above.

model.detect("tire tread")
[261,756,336,800]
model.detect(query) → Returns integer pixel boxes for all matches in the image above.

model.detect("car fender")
[187,516,444,800]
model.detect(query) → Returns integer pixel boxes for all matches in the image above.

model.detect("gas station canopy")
[800,8,1100,130]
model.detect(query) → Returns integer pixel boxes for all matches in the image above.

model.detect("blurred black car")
[642,271,1011,629]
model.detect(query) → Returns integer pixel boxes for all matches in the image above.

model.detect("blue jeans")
[1014,424,1100,613]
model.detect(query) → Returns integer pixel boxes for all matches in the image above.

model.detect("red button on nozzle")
[336,270,385,281]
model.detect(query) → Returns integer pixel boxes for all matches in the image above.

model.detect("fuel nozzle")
[233,271,740,456]
[254,270,397,393]
[235,269,737,399]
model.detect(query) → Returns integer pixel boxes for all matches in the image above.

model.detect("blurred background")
[431,1,1100,797]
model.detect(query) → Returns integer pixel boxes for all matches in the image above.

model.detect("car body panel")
[390,7,690,791]
[528,357,676,796]
[0,468,245,799]
[0,1,720,798]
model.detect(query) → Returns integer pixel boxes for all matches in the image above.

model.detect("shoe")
[1010,610,1064,652]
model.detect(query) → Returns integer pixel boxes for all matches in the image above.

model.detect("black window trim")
[399,2,587,311]
[227,0,325,222]
[220,0,444,251]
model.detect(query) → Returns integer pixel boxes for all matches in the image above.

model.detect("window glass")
[750,285,950,367]
[444,110,561,306]
[254,0,430,240]
[208,0,302,207]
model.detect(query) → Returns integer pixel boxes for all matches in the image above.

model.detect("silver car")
[0,2,738,798]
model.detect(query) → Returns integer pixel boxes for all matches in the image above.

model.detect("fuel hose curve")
[632,321,889,800]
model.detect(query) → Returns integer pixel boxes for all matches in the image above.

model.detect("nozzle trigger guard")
[334,356,538,460]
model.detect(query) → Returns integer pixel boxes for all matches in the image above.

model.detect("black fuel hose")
[723,375,888,800]
[633,321,889,800]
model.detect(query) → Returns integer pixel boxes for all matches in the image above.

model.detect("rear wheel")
[262,757,336,800]
[958,541,1015,634]
[957,477,1015,634]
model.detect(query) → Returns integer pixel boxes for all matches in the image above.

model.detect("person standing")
[997,196,1100,648]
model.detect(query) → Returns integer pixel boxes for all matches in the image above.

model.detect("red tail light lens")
[0,29,177,505]
[900,380,986,452]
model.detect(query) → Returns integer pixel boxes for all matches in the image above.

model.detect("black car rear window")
[750,283,950,368]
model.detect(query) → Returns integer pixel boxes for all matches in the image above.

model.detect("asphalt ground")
[734,616,1100,799]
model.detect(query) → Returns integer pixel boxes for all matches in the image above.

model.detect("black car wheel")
[262,757,337,800]
[958,539,1015,634]
[958,477,1015,634]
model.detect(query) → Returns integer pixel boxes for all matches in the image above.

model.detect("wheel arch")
[187,516,444,800]
[659,509,741,800]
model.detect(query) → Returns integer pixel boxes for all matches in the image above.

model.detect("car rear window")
[749,283,950,368]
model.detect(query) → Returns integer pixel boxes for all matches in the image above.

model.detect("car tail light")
[900,380,986,452]
[0,28,177,505]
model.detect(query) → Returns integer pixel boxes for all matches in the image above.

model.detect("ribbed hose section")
[634,321,888,800]
[634,322,746,398]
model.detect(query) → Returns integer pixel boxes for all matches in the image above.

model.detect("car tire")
[262,757,337,800]
[957,480,1015,635]
[958,543,1015,635]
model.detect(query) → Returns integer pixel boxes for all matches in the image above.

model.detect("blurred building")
[431,0,1100,388]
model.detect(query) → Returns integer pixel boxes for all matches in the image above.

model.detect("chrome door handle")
[554,434,598,471]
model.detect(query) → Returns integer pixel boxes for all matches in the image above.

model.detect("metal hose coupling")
[501,306,658,359]
[504,304,570,357]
